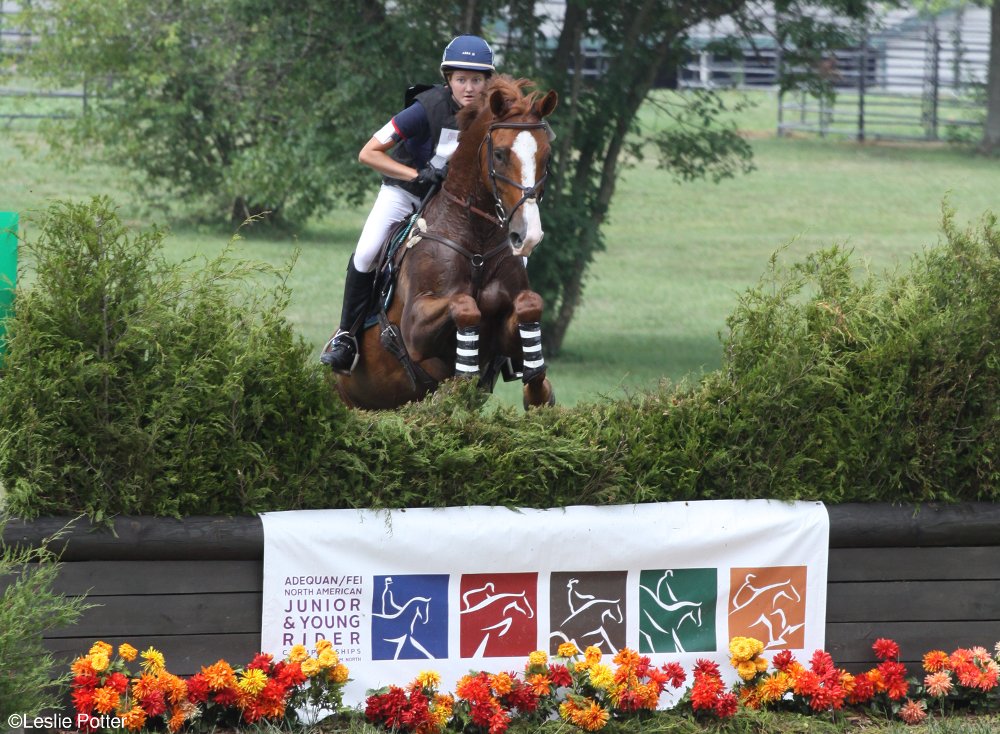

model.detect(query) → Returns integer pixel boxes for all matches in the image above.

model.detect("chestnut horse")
[335,76,558,410]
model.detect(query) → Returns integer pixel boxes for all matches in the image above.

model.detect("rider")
[321,35,496,374]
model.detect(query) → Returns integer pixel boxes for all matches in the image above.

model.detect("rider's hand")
[413,164,447,187]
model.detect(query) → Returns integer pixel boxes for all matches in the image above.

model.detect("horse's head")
[458,76,558,257]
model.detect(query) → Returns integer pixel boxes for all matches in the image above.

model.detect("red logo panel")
[459,573,537,658]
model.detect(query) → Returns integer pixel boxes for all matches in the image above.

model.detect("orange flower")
[121,706,147,731]
[329,663,350,684]
[201,660,236,691]
[572,700,609,731]
[287,644,308,663]
[132,673,159,700]
[527,672,552,696]
[92,686,120,715]
[118,643,138,662]
[490,671,513,696]
[71,656,95,677]
[898,698,927,725]
[89,641,114,658]
[923,650,950,673]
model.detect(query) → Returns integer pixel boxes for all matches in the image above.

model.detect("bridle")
[480,120,550,226]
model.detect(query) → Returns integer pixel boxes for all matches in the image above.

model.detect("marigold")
[71,656,96,677]
[613,648,641,668]
[316,638,333,653]
[89,651,110,673]
[89,641,114,658]
[490,671,513,696]
[301,657,321,676]
[287,644,308,663]
[527,650,548,668]
[557,642,579,658]
[140,647,166,674]
[729,636,764,662]
[584,646,602,664]
[898,698,927,725]
[118,643,138,662]
[317,648,339,668]
[735,660,758,681]
[329,663,350,684]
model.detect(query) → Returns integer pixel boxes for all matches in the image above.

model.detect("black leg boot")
[320,258,377,374]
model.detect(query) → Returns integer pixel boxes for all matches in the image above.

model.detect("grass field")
[2,89,998,407]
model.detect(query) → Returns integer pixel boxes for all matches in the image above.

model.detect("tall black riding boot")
[320,258,377,375]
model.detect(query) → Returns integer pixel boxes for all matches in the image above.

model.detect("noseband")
[480,120,550,226]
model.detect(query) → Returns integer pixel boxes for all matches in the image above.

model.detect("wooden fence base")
[4,504,1000,675]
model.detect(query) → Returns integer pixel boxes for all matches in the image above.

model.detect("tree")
[21,0,873,351]
[983,0,1000,151]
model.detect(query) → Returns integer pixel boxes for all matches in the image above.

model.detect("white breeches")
[352,184,422,273]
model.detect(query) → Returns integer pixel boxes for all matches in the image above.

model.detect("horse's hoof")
[522,381,555,410]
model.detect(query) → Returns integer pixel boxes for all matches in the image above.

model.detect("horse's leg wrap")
[455,326,480,377]
[519,321,546,383]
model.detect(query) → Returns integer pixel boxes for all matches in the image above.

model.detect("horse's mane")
[457,75,544,131]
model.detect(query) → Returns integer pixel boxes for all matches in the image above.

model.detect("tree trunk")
[981,0,1000,153]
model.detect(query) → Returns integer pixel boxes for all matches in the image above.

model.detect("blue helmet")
[440,35,495,77]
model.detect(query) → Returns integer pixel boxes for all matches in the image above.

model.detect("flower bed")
[68,635,1000,732]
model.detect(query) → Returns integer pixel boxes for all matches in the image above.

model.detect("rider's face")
[448,71,488,108]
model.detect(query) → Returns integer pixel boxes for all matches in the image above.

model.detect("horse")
[334,75,558,410]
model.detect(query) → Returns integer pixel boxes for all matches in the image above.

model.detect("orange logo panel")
[728,567,807,649]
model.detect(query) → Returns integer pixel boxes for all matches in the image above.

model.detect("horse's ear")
[489,89,508,117]
[535,90,558,118]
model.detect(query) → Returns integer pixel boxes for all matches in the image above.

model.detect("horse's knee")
[449,294,481,329]
[513,291,544,323]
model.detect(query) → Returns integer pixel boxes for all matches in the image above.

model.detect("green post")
[0,211,17,355]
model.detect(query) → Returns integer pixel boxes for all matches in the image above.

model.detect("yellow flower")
[416,670,441,689]
[736,660,759,681]
[237,667,269,696]
[755,656,769,672]
[317,648,339,668]
[89,651,110,673]
[121,706,147,731]
[140,647,165,675]
[89,641,114,658]
[316,639,333,653]
[588,663,616,692]
[557,642,580,658]
[301,657,321,677]
[329,663,350,684]
[729,636,764,663]
[584,646,603,664]
[287,644,308,663]
[528,650,548,668]
[118,643,138,662]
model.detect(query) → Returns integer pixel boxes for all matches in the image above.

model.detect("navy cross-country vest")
[386,84,460,198]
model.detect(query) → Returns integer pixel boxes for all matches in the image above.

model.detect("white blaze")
[509,130,544,256]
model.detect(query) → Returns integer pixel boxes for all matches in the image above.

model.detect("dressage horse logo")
[638,569,718,654]
[371,575,449,660]
[459,573,537,658]
[548,572,627,654]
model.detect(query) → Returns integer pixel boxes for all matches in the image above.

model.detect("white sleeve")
[373,120,396,145]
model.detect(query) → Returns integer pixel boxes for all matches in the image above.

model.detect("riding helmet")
[440,35,495,77]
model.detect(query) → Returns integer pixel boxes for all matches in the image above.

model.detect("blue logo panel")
[371,574,449,660]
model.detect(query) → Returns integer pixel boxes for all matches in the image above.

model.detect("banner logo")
[638,569,717,653]
[372,574,449,660]
[728,566,807,649]
[548,571,627,654]
[460,573,538,658]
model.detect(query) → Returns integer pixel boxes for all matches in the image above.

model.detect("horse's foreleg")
[403,293,482,378]
[513,291,555,408]
[451,294,481,379]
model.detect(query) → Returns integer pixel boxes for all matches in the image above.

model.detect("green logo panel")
[638,568,717,654]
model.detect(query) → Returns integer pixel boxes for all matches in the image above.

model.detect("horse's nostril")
[510,232,523,248]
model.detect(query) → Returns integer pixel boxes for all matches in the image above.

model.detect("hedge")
[0,198,996,520]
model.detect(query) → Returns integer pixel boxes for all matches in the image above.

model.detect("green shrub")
[0,520,90,719]
[0,197,349,519]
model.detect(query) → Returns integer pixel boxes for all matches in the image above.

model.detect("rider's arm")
[358,135,418,182]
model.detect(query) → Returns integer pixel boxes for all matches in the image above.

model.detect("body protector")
[380,85,460,199]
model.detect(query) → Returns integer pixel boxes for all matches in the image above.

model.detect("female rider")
[321,35,495,374]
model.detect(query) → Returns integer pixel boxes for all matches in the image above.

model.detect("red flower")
[848,671,876,704]
[73,673,99,691]
[662,662,687,688]
[213,687,239,707]
[247,652,275,672]
[714,692,738,718]
[72,687,96,715]
[548,664,572,687]
[872,638,900,661]
[186,673,210,704]
[104,672,129,694]
[693,658,721,677]
[810,650,835,675]
[772,650,795,671]
[277,660,307,687]
[140,689,167,717]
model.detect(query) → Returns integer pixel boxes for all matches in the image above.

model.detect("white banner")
[260,501,828,706]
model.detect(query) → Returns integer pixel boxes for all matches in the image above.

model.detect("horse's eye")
[493,148,508,165]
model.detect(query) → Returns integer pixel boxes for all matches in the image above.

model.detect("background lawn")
[2,90,997,407]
